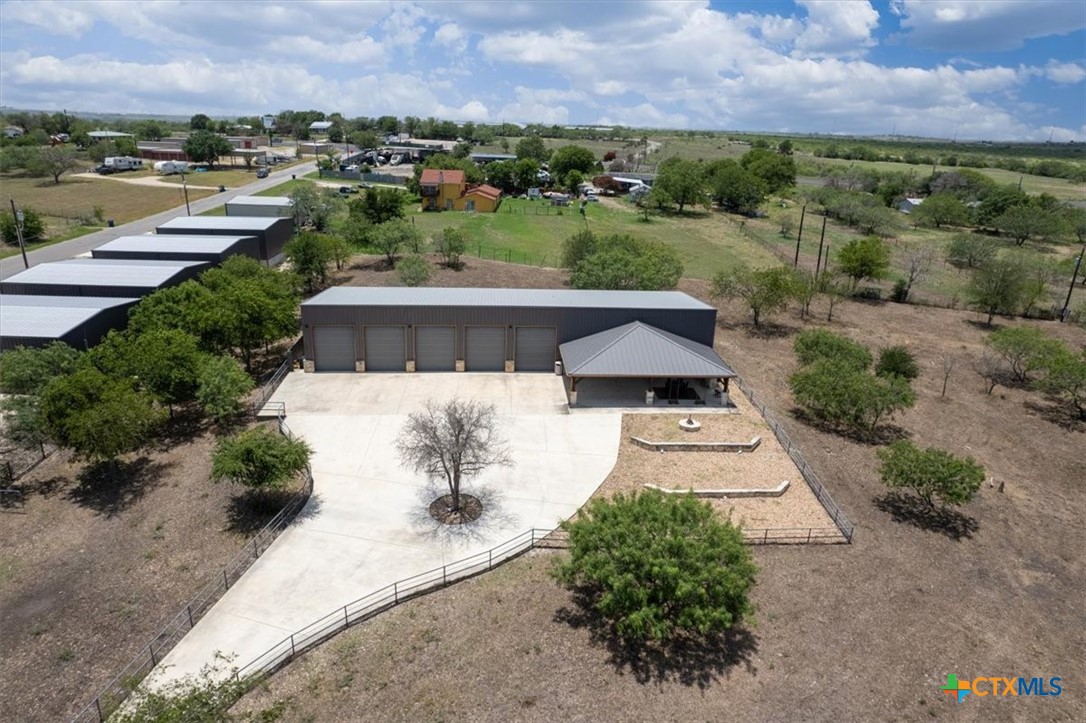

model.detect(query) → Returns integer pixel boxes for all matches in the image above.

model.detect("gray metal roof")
[1,295,137,338]
[2,259,204,286]
[157,216,284,232]
[95,235,257,253]
[559,321,734,378]
[227,196,292,207]
[302,287,714,311]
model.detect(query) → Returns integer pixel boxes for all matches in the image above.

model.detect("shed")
[0,259,208,298]
[309,121,334,132]
[898,197,924,214]
[0,295,139,351]
[88,130,134,140]
[92,235,261,263]
[225,196,293,218]
[156,216,294,266]
[299,287,719,384]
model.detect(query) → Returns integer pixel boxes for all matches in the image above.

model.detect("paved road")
[0,161,316,280]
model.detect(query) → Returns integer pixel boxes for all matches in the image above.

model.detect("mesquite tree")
[396,399,512,512]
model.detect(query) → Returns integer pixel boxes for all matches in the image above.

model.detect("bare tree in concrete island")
[397,398,513,523]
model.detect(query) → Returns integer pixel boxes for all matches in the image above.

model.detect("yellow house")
[419,169,465,210]
[453,184,503,213]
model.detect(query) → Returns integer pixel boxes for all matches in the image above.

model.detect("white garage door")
[515,327,556,372]
[415,326,455,372]
[465,326,505,371]
[364,326,406,372]
[313,327,355,372]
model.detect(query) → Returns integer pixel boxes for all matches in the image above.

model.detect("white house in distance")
[309,121,334,133]
[4,125,24,138]
[897,197,924,214]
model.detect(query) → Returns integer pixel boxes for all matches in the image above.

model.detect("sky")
[0,0,1084,141]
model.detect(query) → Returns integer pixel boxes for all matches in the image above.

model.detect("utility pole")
[180,170,191,216]
[1061,242,1085,322]
[794,203,807,266]
[815,215,827,275]
[8,198,29,269]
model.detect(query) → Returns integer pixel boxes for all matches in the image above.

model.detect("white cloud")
[1042,61,1086,84]
[2,0,95,37]
[793,0,881,57]
[433,23,467,54]
[893,0,1086,51]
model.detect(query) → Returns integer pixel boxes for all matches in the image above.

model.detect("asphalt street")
[0,160,317,280]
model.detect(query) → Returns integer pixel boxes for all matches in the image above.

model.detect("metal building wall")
[301,303,716,365]
[157,219,293,265]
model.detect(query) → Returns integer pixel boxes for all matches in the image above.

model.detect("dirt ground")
[0,417,299,723]
[231,261,1085,722]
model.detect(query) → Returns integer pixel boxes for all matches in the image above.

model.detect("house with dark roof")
[299,287,734,407]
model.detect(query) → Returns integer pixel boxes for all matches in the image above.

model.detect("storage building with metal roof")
[299,287,734,407]
[91,235,260,263]
[0,295,139,350]
[0,259,209,298]
[156,216,293,265]
[225,196,293,218]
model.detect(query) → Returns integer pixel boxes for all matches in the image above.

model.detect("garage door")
[364,326,405,372]
[465,326,505,371]
[313,327,355,372]
[515,327,556,372]
[415,326,455,372]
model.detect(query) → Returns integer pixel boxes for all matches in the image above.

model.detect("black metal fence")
[70,413,314,723]
[0,443,57,487]
[732,375,855,543]
[234,528,557,681]
[250,354,293,416]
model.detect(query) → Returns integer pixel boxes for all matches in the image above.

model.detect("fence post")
[148,643,157,666]
[186,605,194,628]
[807,529,812,544]
[95,697,103,722]
[762,529,768,544]
[443,565,447,586]
[488,549,493,570]
[223,569,229,589]
[393,581,398,603]
[290,634,296,658]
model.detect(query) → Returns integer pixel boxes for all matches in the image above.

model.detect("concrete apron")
[147,372,620,688]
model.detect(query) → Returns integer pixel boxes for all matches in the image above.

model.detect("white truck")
[103,156,144,172]
[153,160,189,175]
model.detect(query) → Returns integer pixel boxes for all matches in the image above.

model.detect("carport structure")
[559,321,736,408]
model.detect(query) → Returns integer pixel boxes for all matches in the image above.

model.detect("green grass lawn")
[157,168,263,188]
[406,197,779,278]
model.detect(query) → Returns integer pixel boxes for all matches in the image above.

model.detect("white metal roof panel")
[95,235,257,253]
[2,259,204,287]
[1,295,137,338]
[302,287,714,311]
[157,216,283,232]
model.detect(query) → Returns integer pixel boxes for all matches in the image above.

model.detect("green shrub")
[0,207,46,245]
[210,427,311,492]
[876,346,920,381]
[987,326,1063,383]
[553,489,757,642]
[878,441,985,508]
[396,254,432,287]
[793,328,872,370]
[790,359,916,436]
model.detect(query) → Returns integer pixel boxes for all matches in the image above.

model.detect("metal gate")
[313,327,355,372]
[414,326,455,372]
[364,326,406,372]
[465,326,505,371]
[514,327,556,372]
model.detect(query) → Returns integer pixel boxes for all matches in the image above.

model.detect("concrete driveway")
[150,372,620,686]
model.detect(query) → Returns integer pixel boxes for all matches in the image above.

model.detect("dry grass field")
[227,261,1084,722]
[0,416,304,723]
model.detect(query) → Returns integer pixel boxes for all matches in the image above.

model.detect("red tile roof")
[420,168,465,185]
[465,184,502,200]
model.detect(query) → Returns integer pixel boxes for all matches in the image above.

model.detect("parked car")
[93,164,113,175]
[338,186,359,195]
[256,168,269,179]
[584,194,600,202]
[357,182,372,189]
